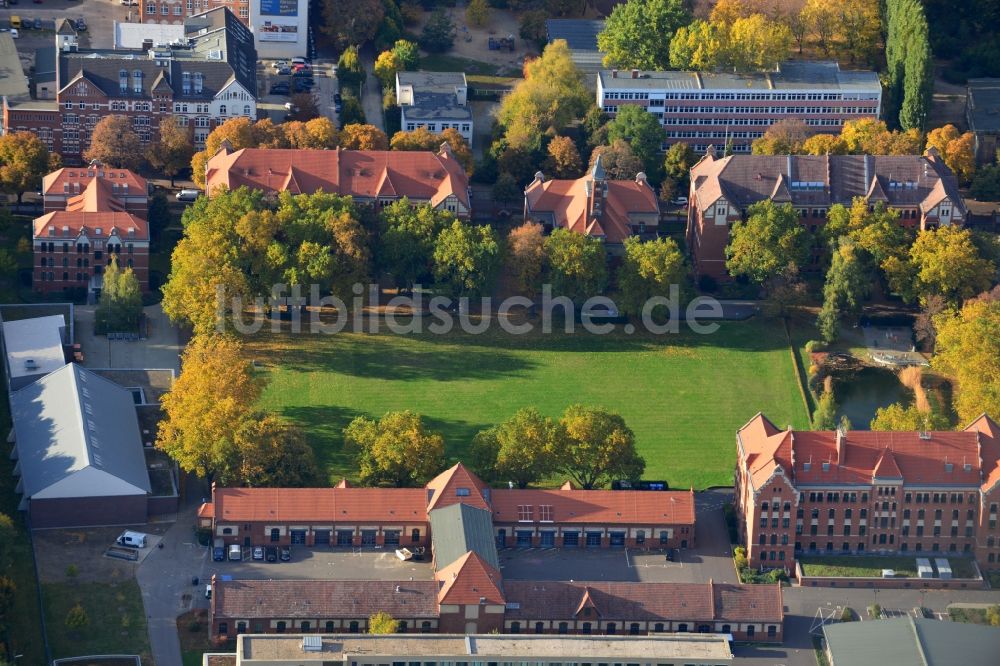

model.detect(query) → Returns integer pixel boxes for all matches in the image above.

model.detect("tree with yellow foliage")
[339,124,390,150]
[802,133,848,155]
[374,50,402,89]
[801,0,840,55]
[925,124,977,183]
[933,296,1000,423]
[726,14,793,71]
[838,0,881,65]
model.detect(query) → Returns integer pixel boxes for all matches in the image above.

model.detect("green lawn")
[800,555,978,579]
[418,54,503,76]
[248,317,809,489]
[949,607,997,625]
[42,580,150,661]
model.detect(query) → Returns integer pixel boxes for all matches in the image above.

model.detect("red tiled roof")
[213,579,440,619]
[502,581,782,624]
[491,488,695,525]
[198,502,214,519]
[426,463,490,512]
[434,551,505,605]
[212,487,428,524]
[204,146,471,211]
[967,414,1000,491]
[65,178,126,213]
[32,211,149,241]
[739,414,997,489]
[42,165,147,197]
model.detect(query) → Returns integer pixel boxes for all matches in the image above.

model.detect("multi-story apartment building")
[396,72,474,147]
[3,8,257,163]
[32,165,151,296]
[596,61,881,153]
[686,150,967,278]
[140,0,309,59]
[734,413,1000,570]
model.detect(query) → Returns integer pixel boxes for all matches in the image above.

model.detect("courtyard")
[246,318,810,489]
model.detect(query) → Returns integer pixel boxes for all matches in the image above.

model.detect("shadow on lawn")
[280,405,493,483]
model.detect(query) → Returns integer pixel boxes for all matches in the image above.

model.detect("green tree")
[0,131,57,203]
[725,201,810,284]
[971,164,1000,200]
[471,408,557,487]
[605,105,663,177]
[465,0,491,28]
[0,513,16,568]
[95,256,143,334]
[374,50,402,89]
[234,415,319,487]
[871,403,950,431]
[812,385,838,429]
[662,142,696,190]
[598,0,691,70]
[344,411,445,487]
[669,19,722,70]
[432,220,501,298]
[339,94,367,127]
[379,198,453,291]
[83,115,143,171]
[145,116,194,187]
[552,405,646,489]
[492,172,520,207]
[368,611,398,634]
[885,0,933,130]
[519,9,549,48]
[0,575,15,631]
[544,228,608,301]
[65,604,89,631]
[391,39,420,71]
[337,46,365,89]
[817,237,868,343]
[906,226,995,304]
[933,297,1000,423]
[617,237,688,316]
[589,140,644,180]
[420,8,456,54]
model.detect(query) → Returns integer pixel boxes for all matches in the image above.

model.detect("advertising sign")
[260,0,298,17]
[258,21,299,42]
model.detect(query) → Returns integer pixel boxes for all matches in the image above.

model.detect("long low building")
[210,632,736,666]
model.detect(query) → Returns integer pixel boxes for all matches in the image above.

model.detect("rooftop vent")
[24,359,37,371]
[302,636,322,652]
[919,431,931,440]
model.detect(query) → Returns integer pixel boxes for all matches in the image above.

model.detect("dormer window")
[455,488,470,497]
[132,69,143,94]
[95,228,102,236]
[119,69,128,93]
[193,72,203,94]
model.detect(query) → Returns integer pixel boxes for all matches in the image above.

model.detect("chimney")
[611,69,618,79]
[533,170,544,184]
[835,427,844,464]
[630,68,639,79]
[635,172,647,186]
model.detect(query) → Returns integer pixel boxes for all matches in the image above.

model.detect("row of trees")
[598,0,882,72]
[346,405,645,490]
[884,0,934,130]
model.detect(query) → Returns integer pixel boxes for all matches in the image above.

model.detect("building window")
[349,621,359,633]
[510,622,520,634]
[606,622,616,635]
[218,622,228,635]
[270,528,279,542]
[276,621,285,633]
[411,528,420,543]
[517,505,533,522]
[635,530,645,545]
[539,505,553,522]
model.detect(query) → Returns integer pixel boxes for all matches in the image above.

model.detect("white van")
[228,544,242,561]
[176,189,199,202]
[205,583,212,599]
[116,531,147,548]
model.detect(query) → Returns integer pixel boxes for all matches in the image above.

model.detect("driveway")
[78,302,182,373]
[1,0,133,49]
[359,45,385,131]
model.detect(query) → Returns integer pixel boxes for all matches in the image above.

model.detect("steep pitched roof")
[872,448,903,480]
[42,165,147,198]
[434,551,505,605]
[33,211,149,242]
[428,502,499,571]
[490,488,695,525]
[967,414,1000,492]
[425,463,490,512]
[211,487,428,524]
[737,413,793,490]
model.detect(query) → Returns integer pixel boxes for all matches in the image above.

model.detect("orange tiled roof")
[64,178,127,213]
[434,550,505,605]
[490,488,695,525]
[33,211,149,241]
[42,164,147,197]
[204,145,471,211]
[212,487,429,524]
[967,414,1000,492]
[425,463,491,512]
[198,502,214,519]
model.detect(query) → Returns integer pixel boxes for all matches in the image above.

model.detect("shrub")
[734,549,748,571]
[867,603,881,618]
[840,607,855,622]
[189,620,203,633]
[698,274,718,293]
[804,340,823,354]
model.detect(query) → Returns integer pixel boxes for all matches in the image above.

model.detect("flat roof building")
[546,20,606,83]
[1,314,67,390]
[966,78,1000,163]
[396,72,474,148]
[823,616,1000,666]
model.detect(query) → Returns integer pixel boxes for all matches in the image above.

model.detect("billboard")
[259,0,298,17]
[258,20,299,42]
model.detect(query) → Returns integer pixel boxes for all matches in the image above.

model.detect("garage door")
[314,530,330,545]
[290,529,306,545]
[562,532,579,547]
[361,530,377,546]
[516,530,533,547]
[336,530,354,546]
[585,532,602,547]
[384,530,400,546]
[539,531,555,548]
[609,531,626,547]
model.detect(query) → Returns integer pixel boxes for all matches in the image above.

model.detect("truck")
[116,530,147,548]
[228,544,242,561]
[213,539,225,561]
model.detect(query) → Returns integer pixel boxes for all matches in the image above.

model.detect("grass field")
[800,555,978,579]
[42,580,150,662]
[248,317,810,489]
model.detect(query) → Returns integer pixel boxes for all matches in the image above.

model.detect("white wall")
[248,0,308,59]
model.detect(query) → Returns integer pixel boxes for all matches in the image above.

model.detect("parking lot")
[256,58,339,128]
[200,547,435,583]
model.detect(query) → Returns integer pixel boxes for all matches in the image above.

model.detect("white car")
[670,196,688,206]
[271,60,289,70]
[8,29,17,39]
[176,189,199,202]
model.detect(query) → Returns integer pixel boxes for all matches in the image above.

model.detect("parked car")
[269,81,290,95]
[117,530,147,548]
[252,546,264,560]
[280,546,291,561]
[292,68,313,78]
[292,79,314,93]
[213,538,225,562]
[228,544,242,561]
[265,546,278,562]
[270,60,288,70]
[274,65,291,76]
[290,57,309,66]
[333,93,342,112]
[74,17,86,31]
[8,28,17,38]
[204,584,212,599]
[176,189,199,202]
[670,196,688,206]
[8,16,19,29]
[33,17,42,29]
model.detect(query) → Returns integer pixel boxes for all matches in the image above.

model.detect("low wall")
[795,562,987,590]
[148,494,179,516]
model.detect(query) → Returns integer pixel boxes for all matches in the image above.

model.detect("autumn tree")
[751,119,810,155]
[801,0,839,55]
[95,256,142,334]
[933,297,1000,422]
[375,50,402,88]
[190,117,258,188]
[589,140,644,180]
[598,0,691,70]
[725,14,793,71]
[838,0,881,64]
[838,118,922,156]
[432,220,501,298]
[812,382,838,429]
[84,115,143,171]
[507,222,546,299]
[65,604,89,632]
[545,136,583,178]
[284,117,339,149]
[337,46,365,88]
[891,226,996,305]
[234,415,319,487]
[497,40,589,151]
[802,133,847,155]
[340,124,389,150]
[144,117,194,187]
[368,611,398,634]
[870,403,950,431]
[551,405,645,489]
[0,131,58,203]
[420,8,455,53]
[662,141,696,189]
[668,20,722,70]
[471,408,558,487]
[925,124,976,183]
[725,201,810,284]
[606,105,663,177]
[344,411,445,487]
[391,39,420,71]
[390,127,472,173]
[321,0,384,49]
[617,237,688,316]
[379,198,453,290]
[465,0,491,28]
[544,228,608,301]
[708,0,756,25]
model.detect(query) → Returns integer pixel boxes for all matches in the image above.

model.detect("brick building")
[3,9,256,163]
[734,413,1000,570]
[686,150,967,278]
[33,164,151,296]
[596,61,881,154]
[204,144,473,219]
[523,156,660,251]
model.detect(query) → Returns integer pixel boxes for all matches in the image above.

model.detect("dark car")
[33,17,42,29]
[275,65,291,76]
[279,546,291,561]
[265,546,278,562]
[74,17,86,31]
[292,68,313,78]
[333,92,342,113]
[292,79,314,93]
[269,82,290,95]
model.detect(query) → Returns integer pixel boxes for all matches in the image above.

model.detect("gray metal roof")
[397,71,472,123]
[0,32,28,102]
[12,363,150,499]
[546,19,606,52]
[966,79,1000,133]
[2,315,66,386]
[823,617,1000,666]
[34,46,56,85]
[599,61,881,92]
[429,503,499,571]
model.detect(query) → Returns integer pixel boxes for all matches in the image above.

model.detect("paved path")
[78,302,182,373]
[359,45,385,131]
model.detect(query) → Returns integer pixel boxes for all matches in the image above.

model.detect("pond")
[833,366,912,430]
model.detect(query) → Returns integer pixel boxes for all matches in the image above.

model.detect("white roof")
[114,21,184,49]
[2,315,66,382]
